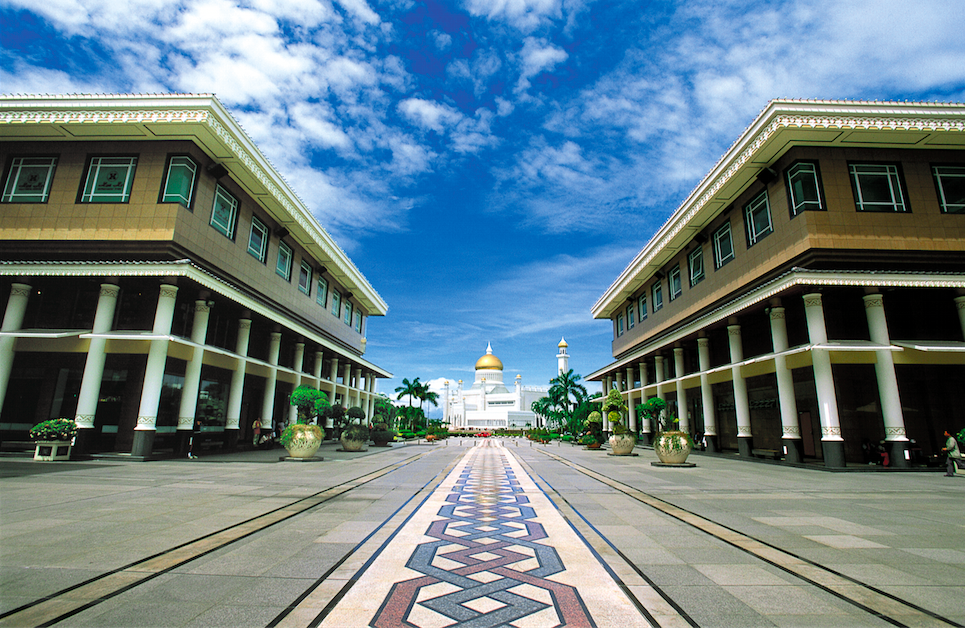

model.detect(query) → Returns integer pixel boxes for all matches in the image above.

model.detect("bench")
[751,448,781,460]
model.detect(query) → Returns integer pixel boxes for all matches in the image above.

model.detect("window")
[276,241,293,281]
[638,294,648,321]
[161,156,197,206]
[785,161,824,216]
[344,300,353,326]
[317,276,328,307]
[331,290,341,317]
[668,265,682,300]
[849,163,908,212]
[298,261,312,295]
[652,281,663,312]
[626,305,635,330]
[688,246,704,286]
[2,157,57,203]
[354,312,363,334]
[713,222,735,268]
[210,185,238,238]
[743,190,773,246]
[81,156,137,202]
[617,314,624,336]
[248,216,269,262]
[933,165,965,214]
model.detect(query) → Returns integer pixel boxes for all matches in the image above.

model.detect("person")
[187,419,202,459]
[942,430,961,477]
[252,418,262,447]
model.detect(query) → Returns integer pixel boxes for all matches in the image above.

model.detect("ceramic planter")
[608,433,636,456]
[34,440,72,461]
[340,434,366,452]
[284,425,322,459]
[654,430,692,464]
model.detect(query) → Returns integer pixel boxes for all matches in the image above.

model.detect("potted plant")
[30,418,78,461]
[583,411,604,449]
[636,397,667,446]
[647,397,692,464]
[282,386,329,459]
[371,423,395,447]
[602,389,635,455]
[340,423,369,452]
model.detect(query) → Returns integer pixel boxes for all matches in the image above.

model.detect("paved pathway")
[0,438,962,628]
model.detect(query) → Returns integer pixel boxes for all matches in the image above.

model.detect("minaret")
[557,337,569,374]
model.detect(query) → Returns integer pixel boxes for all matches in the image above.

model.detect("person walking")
[942,430,961,477]
[187,419,202,459]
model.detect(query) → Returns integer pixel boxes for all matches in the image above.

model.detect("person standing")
[187,419,202,459]
[252,418,262,447]
[942,430,961,477]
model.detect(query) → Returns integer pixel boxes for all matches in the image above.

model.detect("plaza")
[1,439,962,628]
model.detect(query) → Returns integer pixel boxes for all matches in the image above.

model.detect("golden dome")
[475,342,504,371]
[558,337,568,348]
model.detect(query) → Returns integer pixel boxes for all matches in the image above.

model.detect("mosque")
[444,340,570,430]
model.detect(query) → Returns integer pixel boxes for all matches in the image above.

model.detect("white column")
[674,347,689,433]
[804,293,844,467]
[75,284,120,429]
[133,284,178,456]
[955,296,965,341]
[770,306,802,462]
[261,331,281,431]
[288,342,305,426]
[341,362,352,406]
[177,300,212,431]
[638,362,648,389]
[0,283,31,414]
[863,294,909,466]
[615,371,623,392]
[729,324,752,454]
[354,367,363,409]
[697,337,717,450]
[226,319,251,432]
[654,355,665,399]
[627,387,637,432]
[313,350,324,389]
[327,357,339,423]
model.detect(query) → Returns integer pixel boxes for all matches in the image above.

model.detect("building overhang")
[591,99,965,320]
[0,93,388,317]
[0,259,392,378]
[587,268,965,381]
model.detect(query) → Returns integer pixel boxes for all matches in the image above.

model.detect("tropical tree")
[289,385,330,424]
[418,382,439,418]
[395,377,421,409]
[373,394,397,427]
[548,369,588,417]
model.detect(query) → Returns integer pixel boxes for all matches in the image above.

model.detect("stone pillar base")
[782,438,804,464]
[704,434,719,453]
[638,432,651,446]
[888,440,910,468]
[822,440,846,468]
[738,436,754,457]
[131,430,156,458]
[73,428,96,457]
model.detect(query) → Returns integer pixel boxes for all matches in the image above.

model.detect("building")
[444,342,562,429]
[0,94,391,459]
[588,99,965,468]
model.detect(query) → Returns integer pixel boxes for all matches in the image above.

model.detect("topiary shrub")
[30,418,78,441]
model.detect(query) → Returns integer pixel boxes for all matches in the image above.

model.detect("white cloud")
[398,98,463,133]
[464,0,561,32]
[515,37,567,92]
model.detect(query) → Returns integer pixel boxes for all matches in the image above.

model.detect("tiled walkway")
[324,441,650,627]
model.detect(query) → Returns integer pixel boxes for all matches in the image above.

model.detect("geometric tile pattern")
[371,443,595,627]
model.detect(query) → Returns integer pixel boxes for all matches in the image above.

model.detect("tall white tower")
[557,337,569,374]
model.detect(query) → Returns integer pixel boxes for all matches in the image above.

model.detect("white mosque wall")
[465,409,538,429]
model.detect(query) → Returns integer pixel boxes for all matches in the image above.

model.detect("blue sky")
[4,0,965,416]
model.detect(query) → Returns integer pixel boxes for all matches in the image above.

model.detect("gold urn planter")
[653,430,692,464]
[281,424,323,459]
[608,433,636,456]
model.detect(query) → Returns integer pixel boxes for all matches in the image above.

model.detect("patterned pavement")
[323,441,652,627]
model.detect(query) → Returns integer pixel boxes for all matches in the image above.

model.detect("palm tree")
[548,369,588,417]
[394,377,421,430]
[418,382,439,419]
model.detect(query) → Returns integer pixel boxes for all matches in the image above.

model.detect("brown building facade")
[0,94,391,458]
[589,100,965,468]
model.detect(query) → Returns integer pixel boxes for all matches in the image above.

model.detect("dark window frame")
[2,155,59,204]
[848,162,911,213]
[931,163,965,214]
[784,160,825,217]
[78,154,139,204]
[159,154,199,208]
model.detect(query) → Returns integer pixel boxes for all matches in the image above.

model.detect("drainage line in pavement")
[0,450,435,628]
[511,451,697,628]
[267,453,464,628]
[537,449,964,628]
[536,471,699,628]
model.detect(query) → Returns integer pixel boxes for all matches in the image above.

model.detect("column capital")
[768,306,786,320]
[238,318,252,330]
[697,337,710,347]
[862,293,884,309]
[727,324,742,336]
[100,284,121,299]
[803,292,823,308]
